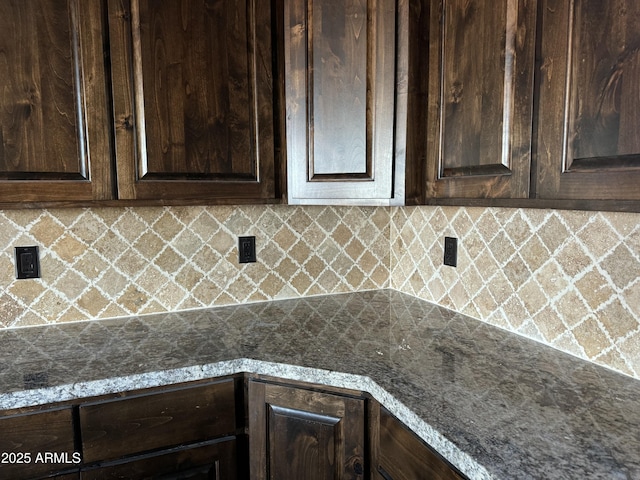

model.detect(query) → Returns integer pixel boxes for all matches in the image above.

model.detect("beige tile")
[54,271,89,301]
[0,294,24,328]
[600,245,639,290]
[345,266,366,289]
[53,236,87,264]
[537,214,570,255]
[574,269,616,311]
[154,211,185,241]
[519,235,550,272]
[572,318,611,359]
[534,306,566,342]
[345,238,365,261]
[274,226,298,252]
[555,238,592,278]
[291,271,313,295]
[598,299,639,343]
[30,215,65,245]
[535,261,569,300]
[577,215,622,260]
[9,280,46,305]
[77,288,110,317]
[134,232,166,261]
[555,289,590,328]
[117,285,149,313]
[113,210,148,243]
[518,279,548,316]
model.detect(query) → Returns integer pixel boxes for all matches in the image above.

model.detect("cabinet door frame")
[285,0,401,205]
[535,0,640,201]
[423,0,536,199]
[107,0,278,202]
[0,0,113,203]
[248,379,366,480]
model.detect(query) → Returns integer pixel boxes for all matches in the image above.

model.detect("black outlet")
[443,237,457,267]
[15,246,41,279]
[238,236,256,263]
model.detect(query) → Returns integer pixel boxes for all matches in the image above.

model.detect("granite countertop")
[1,290,639,479]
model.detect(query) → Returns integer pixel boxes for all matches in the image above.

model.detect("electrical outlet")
[443,237,457,267]
[15,246,41,279]
[238,236,256,263]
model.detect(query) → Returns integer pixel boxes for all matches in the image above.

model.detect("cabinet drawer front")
[0,407,76,480]
[79,380,236,463]
[80,438,237,480]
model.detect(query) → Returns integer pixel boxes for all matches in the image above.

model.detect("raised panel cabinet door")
[421,0,536,199]
[285,0,401,205]
[107,0,277,202]
[536,0,640,201]
[0,0,112,203]
[248,381,366,480]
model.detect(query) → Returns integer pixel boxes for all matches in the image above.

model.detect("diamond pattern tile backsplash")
[1,204,639,380]
[391,206,640,379]
[0,205,390,328]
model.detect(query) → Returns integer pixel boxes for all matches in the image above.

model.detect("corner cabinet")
[535,0,640,202]
[284,0,407,205]
[248,379,366,479]
[417,0,537,199]
[0,0,112,203]
[107,0,279,203]
[373,406,466,480]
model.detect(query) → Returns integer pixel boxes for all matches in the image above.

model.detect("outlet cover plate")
[15,246,41,279]
[444,237,457,267]
[238,236,256,263]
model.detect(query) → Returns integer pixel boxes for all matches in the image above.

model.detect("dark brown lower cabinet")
[78,379,236,464]
[248,380,366,480]
[376,407,466,480]
[0,407,77,480]
[79,438,236,480]
[0,374,467,480]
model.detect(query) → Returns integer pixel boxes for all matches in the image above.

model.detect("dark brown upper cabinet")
[535,0,640,202]
[107,0,279,203]
[420,0,537,199]
[285,0,405,205]
[0,0,112,204]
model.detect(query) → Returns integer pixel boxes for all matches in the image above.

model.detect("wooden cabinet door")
[107,0,277,202]
[285,0,400,205]
[0,0,112,204]
[248,380,366,480]
[376,408,466,480]
[536,0,640,201]
[421,0,536,199]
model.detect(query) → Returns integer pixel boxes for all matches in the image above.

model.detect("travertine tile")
[391,206,640,379]
[1,205,389,330]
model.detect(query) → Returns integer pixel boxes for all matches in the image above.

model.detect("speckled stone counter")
[1,290,639,479]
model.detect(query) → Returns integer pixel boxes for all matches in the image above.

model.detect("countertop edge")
[0,358,493,480]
